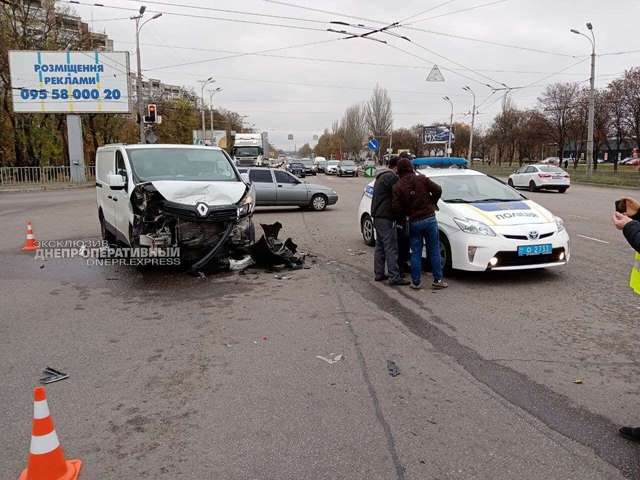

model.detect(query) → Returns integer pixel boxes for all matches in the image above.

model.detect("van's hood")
[150,180,246,206]
[447,200,554,226]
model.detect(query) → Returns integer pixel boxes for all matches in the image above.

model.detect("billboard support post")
[66,115,85,183]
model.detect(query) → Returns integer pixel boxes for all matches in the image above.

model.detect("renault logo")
[196,202,209,217]
[528,230,539,240]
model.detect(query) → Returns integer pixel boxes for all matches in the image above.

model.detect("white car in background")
[326,160,340,175]
[508,164,570,193]
[358,166,569,272]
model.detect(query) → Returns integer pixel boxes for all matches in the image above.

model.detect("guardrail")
[0,166,95,186]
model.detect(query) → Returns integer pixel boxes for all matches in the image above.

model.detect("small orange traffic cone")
[18,387,82,480]
[21,221,39,252]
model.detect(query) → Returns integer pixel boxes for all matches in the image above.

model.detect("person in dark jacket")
[392,158,448,290]
[613,196,640,442]
[371,157,410,285]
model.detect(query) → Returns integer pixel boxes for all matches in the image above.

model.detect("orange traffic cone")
[21,221,39,252]
[18,387,82,480]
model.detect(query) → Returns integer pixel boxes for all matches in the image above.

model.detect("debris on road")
[229,255,255,271]
[249,222,305,270]
[274,274,292,280]
[39,366,69,384]
[387,360,400,377]
[316,353,343,365]
[574,378,583,384]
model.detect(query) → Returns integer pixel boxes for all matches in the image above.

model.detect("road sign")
[368,138,380,150]
[288,134,294,140]
[426,64,445,82]
[8,50,131,113]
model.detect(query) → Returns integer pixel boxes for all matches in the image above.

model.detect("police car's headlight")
[454,218,496,236]
[554,216,565,233]
[237,193,255,216]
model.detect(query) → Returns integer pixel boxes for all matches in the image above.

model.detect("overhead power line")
[405,0,510,25]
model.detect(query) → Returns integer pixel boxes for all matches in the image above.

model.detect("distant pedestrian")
[371,156,410,286]
[392,156,448,290]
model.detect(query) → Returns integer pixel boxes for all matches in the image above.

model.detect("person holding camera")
[613,192,640,441]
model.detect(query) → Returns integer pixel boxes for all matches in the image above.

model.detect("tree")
[391,126,422,155]
[365,84,393,161]
[538,82,580,163]
[606,79,628,170]
[622,68,640,149]
[339,103,367,156]
[154,98,199,144]
[297,143,312,157]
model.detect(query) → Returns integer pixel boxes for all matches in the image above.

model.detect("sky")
[65,0,640,149]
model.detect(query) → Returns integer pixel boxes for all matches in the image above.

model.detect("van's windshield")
[126,148,239,182]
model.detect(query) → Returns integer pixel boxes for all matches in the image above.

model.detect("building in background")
[130,76,197,105]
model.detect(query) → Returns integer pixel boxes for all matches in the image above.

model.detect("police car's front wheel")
[439,234,452,275]
[361,214,375,246]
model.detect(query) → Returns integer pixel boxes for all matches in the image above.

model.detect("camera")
[616,197,640,220]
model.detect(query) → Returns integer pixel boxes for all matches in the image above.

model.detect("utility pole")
[131,6,162,144]
[463,86,476,162]
[443,96,454,156]
[571,23,596,176]
[208,87,223,143]
[198,77,215,144]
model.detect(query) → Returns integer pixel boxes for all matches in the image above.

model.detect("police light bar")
[412,157,468,168]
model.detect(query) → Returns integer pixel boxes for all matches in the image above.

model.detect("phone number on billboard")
[20,88,123,101]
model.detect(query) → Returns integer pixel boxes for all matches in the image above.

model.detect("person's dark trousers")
[397,224,411,272]
[374,217,402,282]
[409,215,443,286]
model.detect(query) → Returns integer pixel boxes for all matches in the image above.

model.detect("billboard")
[8,50,131,113]
[422,125,454,144]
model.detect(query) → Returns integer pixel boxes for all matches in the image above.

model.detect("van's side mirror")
[107,174,126,190]
[240,173,250,184]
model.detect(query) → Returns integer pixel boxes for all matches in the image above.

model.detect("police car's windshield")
[434,175,523,203]
[127,148,238,182]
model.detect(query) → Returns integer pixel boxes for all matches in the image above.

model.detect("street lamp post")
[208,87,222,143]
[571,22,596,176]
[463,86,476,163]
[198,77,215,144]
[131,6,162,144]
[443,96,454,156]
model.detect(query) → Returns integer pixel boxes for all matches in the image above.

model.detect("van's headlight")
[237,193,255,216]
[454,218,496,236]
[554,216,565,233]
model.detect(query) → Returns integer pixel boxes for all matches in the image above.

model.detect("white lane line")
[577,234,610,244]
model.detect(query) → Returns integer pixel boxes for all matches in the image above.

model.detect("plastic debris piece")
[316,353,343,365]
[387,360,400,377]
[574,378,583,384]
[39,366,69,384]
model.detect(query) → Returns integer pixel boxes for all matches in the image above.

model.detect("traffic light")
[144,104,157,124]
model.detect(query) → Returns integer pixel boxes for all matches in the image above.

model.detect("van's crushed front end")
[129,181,255,270]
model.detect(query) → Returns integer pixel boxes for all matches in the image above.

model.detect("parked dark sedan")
[337,160,358,177]
[287,162,306,178]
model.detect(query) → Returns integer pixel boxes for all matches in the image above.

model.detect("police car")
[358,157,570,272]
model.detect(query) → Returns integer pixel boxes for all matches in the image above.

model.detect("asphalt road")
[1,174,639,479]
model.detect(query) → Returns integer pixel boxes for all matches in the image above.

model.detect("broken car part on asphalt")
[249,222,305,270]
[39,366,69,384]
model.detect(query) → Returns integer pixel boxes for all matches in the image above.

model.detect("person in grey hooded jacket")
[371,156,409,286]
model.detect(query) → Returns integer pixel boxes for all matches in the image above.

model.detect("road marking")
[577,234,609,244]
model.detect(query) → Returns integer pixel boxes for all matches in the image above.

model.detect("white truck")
[232,132,270,167]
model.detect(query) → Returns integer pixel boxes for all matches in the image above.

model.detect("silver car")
[238,167,338,211]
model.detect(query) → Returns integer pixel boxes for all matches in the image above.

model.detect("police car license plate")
[518,244,552,256]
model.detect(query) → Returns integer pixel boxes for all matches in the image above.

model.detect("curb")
[0,183,94,194]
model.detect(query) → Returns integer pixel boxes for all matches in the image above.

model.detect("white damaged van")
[95,144,255,269]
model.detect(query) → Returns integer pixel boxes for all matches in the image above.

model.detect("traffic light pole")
[135,18,144,144]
